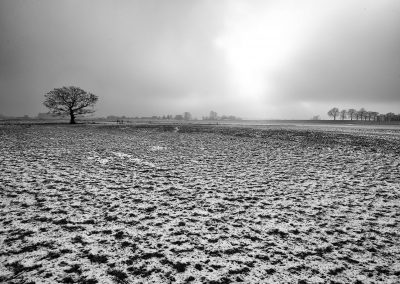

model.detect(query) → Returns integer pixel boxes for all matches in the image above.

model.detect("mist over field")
[1,0,400,119]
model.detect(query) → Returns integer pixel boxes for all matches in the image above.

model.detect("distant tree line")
[51,109,242,122]
[0,114,31,120]
[202,110,242,121]
[128,111,241,121]
[159,110,241,121]
[327,107,400,122]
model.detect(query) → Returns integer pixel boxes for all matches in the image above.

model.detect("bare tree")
[386,112,395,122]
[358,108,367,121]
[366,111,377,121]
[369,112,379,121]
[347,109,356,120]
[44,86,98,124]
[340,109,347,120]
[209,110,218,120]
[327,107,340,120]
[184,112,192,121]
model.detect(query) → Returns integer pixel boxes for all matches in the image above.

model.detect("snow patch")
[130,157,156,168]
[112,151,132,159]
[98,158,109,165]
[149,145,166,151]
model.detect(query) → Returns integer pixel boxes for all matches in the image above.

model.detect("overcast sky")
[1,0,399,119]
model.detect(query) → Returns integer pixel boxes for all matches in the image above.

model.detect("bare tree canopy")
[347,109,357,120]
[340,109,347,120]
[184,112,192,121]
[44,86,98,124]
[358,108,367,121]
[327,107,340,120]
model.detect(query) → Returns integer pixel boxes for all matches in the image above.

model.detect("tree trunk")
[69,110,76,124]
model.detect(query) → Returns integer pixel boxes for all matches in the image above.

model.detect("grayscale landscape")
[1,0,400,283]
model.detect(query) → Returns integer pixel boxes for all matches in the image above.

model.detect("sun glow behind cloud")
[215,1,319,103]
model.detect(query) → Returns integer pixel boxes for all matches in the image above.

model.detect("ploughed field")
[1,124,399,284]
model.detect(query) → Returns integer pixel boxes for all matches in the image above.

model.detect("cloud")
[0,0,235,116]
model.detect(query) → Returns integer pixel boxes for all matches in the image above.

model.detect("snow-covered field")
[1,124,399,284]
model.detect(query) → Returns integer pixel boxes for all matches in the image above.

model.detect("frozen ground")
[0,124,399,284]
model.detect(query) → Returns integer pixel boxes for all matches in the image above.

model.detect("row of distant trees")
[327,107,400,122]
[139,111,241,121]
[163,112,193,120]
[105,111,242,121]
[161,111,241,121]
[106,114,192,121]
[202,110,241,121]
